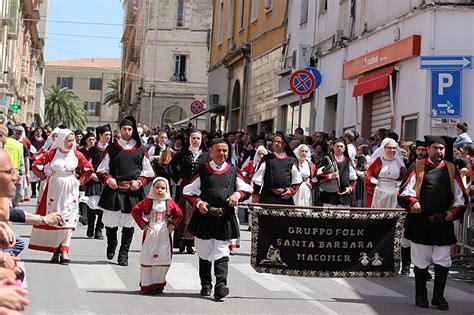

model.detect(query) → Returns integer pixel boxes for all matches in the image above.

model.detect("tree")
[45,86,88,129]
[104,78,120,107]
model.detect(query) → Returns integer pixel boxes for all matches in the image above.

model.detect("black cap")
[424,135,446,147]
[274,131,296,158]
[119,116,141,144]
[83,132,95,140]
[415,140,426,148]
[424,135,454,162]
[96,124,111,135]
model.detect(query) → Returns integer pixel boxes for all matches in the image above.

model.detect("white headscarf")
[253,145,268,168]
[294,144,311,162]
[42,127,61,150]
[147,177,171,201]
[370,137,404,168]
[51,129,74,151]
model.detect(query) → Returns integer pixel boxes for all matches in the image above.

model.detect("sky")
[45,0,124,61]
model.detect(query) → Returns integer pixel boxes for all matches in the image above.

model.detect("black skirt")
[404,214,457,246]
[188,207,239,241]
[98,187,144,213]
[85,181,104,197]
[260,189,295,205]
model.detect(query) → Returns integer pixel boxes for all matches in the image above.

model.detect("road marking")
[69,265,126,290]
[233,264,338,314]
[332,278,405,297]
[166,262,201,291]
[18,261,27,288]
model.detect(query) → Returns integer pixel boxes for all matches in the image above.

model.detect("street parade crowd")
[0,117,473,312]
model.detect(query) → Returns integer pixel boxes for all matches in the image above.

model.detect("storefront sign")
[343,35,421,79]
[250,206,405,277]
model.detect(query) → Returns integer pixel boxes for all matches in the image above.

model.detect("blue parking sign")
[431,70,461,117]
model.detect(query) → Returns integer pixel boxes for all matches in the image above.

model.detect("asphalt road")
[11,200,474,315]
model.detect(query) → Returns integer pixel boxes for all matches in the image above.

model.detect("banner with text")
[250,207,406,277]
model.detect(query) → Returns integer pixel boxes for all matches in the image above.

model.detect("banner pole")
[239,203,407,212]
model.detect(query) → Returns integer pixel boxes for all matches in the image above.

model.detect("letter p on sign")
[438,73,453,95]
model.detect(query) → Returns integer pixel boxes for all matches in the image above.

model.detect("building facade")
[208,0,288,133]
[0,0,47,126]
[276,0,474,140]
[44,58,121,129]
[121,0,212,129]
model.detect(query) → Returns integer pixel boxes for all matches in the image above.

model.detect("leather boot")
[117,227,134,266]
[79,202,88,226]
[432,264,449,311]
[86,207,95,238]
[414,266,429,308]
[199,258,212,296]
[400,247,411,275]
[214,256,229,300]
[105,227,118,260]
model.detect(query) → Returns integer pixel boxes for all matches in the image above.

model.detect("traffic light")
[8,100,19,113]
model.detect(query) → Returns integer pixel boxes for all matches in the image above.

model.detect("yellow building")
[44,58,121,129]
[208,0,288,132]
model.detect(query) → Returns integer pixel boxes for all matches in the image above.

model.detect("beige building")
[207,0,288,133]
[44,58,121,129]
[121,0,212,128]
[0,0,47,125]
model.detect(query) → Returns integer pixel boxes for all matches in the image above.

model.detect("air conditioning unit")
[291,44,310,70]
[209,94,219,107]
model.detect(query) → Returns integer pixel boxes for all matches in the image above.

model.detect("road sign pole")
[298,96,302,128]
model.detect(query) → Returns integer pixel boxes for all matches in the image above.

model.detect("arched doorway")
[230,80,240,131]
[162,106,187,126]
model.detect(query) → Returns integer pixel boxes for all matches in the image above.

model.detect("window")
[238,0,245,30]
[173,54,187,82]
[227,0,233,38]
[264,0,272,12]
[251,0,258,22]
[89,78,102,90]
[284,102,311,135]
[56,77,73,89]
[84,101,101,117]
[402,114,418,142]
[319,0,328,13]
[176,0,184,27]
[300,0,309,23]
[217,1,224,44]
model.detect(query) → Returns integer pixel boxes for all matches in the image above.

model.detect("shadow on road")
[87,290,204,300]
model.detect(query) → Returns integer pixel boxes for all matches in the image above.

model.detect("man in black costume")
[252,131,302,205]
[183,138,252,300]
[97,117,154,266]
[398,135,468,310]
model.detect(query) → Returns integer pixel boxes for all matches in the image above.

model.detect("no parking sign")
[190,100,204,114]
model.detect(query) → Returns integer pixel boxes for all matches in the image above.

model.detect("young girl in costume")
[131,177,183,294]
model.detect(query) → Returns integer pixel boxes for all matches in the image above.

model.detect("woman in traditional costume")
[365,137,406,208]
[28,129,93,264]
[132,177,182,294]
[293,144,317,207]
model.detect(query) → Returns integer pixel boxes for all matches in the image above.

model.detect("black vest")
[89,145,108,170]
[419,165,453,214]
[263,154,296,189]
[200,164,237,208]
[107,142,145,181]
[337,157,351,189]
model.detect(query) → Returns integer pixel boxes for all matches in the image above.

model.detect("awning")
[352,66,395,97]
[173,105,225,126]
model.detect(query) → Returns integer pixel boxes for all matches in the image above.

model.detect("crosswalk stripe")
[232,263,338,314]
[331,278,405,297]
[166,262,201,291]
[69,265,126,290]
[18,261,27,288]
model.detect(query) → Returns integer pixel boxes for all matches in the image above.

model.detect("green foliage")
[104,78,120,107]
[45,86,88,129]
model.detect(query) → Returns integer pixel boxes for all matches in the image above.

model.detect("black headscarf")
[274,131,296,158]
[119,116,141,144]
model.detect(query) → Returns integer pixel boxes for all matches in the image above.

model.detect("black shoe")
[153,289,163,295]
[432,297,449,311]
[186,246,195,254]
[94,230,104,240]
[400,265,410,275]
[31,194,36,199]
[87,228,94,238]
[179,246,185,254]
[79,216,87,226]
[60,257,71,265]
[214,285,229,300]
[200,286,212,296]
[105,227,118,260]
[432,264,450,311]
[118,259,128,266]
